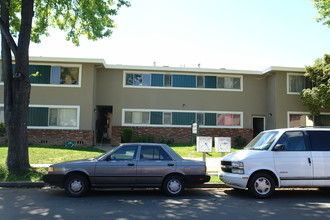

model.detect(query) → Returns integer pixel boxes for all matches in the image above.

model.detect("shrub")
[134,136,155,143]
[234,135,247,149]
[121,128,133,143]
[0,122,5,137]
[0,164,8,181]
[160,137,175,145]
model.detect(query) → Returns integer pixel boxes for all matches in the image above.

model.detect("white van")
[219,127,330,198]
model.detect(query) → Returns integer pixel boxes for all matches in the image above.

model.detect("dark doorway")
[96,106,113,144]
[253,117,265,137]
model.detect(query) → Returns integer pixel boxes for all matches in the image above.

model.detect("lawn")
[0,144,240,182]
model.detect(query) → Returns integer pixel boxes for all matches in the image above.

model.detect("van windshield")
[245,131,279,150]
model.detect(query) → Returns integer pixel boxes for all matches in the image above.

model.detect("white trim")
[28,104,80,130]
[287,72,306,95]
[122,108,243,128]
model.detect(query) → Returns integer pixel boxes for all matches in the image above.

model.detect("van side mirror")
[273,144,285,151]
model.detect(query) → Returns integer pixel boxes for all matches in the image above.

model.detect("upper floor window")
[124,71,242,91]
[287,73,311,94]
[0,64,81,86]
[217,76,241,89]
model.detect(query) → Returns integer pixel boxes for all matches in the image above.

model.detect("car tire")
[248,172,275,199]
[64,174,89,197]
[162,175,184,197]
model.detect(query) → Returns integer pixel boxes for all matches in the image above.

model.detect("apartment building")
[0,57,328,146]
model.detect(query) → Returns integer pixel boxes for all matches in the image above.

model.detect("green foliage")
[313,0,330,28]
[300,54,330,115]
[134,136,155,143]
[0,163,8,181]
[0,123,5,136]
[121,128,133,143]
[233,136,247,149]
[7,0,130,46]
[160,137,175,145]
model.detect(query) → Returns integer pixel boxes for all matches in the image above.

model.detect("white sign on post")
[215,137,231,153]
[197,136,212,153]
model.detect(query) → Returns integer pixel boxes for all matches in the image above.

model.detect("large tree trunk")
[2,0,34,171]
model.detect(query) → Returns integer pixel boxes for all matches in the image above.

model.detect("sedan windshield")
[245,131,279,150]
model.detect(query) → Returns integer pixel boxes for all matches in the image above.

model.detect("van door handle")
[308,158,311,165]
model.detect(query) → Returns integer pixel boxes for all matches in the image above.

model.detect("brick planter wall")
[27,129,93,146]
[111,126,253,146]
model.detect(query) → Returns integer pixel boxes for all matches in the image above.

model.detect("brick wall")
[27,129,93,146]
[111,126,253,146]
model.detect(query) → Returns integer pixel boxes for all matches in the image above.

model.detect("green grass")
[0,144,238,182]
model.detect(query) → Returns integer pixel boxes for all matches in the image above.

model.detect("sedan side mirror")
[273,144,285,151]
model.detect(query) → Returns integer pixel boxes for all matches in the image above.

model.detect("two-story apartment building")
[0,57,328,146]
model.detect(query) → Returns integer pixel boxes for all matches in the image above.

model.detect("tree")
[0,0,130,172]
[313,0,330,27]
[300,54,330,116]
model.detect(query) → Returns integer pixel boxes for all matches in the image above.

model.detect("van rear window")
[308,131,330,151]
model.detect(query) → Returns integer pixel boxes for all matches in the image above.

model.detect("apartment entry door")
[96,106,113,144]
[253,116,265,137]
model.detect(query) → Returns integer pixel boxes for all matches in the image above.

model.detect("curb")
[0,181,227,188]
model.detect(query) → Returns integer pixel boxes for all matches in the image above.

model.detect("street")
[1,187,330,220]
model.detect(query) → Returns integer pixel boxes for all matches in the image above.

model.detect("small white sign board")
[192,123,198,134]
[197,136,212,153]
[215,137,231,153]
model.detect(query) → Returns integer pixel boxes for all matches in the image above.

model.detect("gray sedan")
[43,143,210,197]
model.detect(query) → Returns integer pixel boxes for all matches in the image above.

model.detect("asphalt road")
[1,187,330,220]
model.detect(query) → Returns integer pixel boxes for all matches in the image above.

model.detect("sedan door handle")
[308,158,311,165]
[168,163,174,166]
[127,163,135,166]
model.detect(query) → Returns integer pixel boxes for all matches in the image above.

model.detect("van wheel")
[248,172,275,199]
[64,174,89,197]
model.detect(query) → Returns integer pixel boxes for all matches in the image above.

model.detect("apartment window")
[164,112,172,124]
[164,74,172,87]
[289,114,313,127]
[125,111,150,124]
[29,65,81,85]
[217,76,241,90]
[197,76,204,88]
[197,113,204,125]
[126,73,151,86]
[288,74,311,93]
[49,108,78,127]
[217,114,241,126]
[123,109,242,128]
[288,113,330,127]
[28,106,79,128]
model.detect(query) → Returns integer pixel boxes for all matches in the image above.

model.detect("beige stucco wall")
[95,68,268,129]
[265,71,309,129]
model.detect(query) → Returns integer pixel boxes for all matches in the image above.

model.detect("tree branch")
[0,18,18,56]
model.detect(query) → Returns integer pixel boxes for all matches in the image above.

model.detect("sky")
[29,0,330,71]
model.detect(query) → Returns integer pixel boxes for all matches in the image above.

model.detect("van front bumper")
[218,171,249,189]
